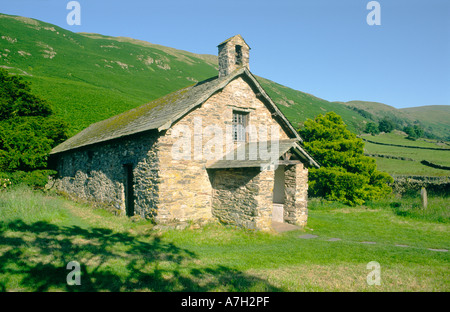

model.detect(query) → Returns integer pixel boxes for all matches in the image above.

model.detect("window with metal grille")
[232,111,248,142]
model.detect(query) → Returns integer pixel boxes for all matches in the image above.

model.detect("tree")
[0,68,68,186]
[403,124,424,140]
[299,112,393,205]
[378,117,395,133]
[365,122,379,135]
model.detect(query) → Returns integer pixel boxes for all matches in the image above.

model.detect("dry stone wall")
[210,167,274,231]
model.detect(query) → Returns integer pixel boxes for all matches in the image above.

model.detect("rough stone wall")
[218,37,250,77]
[51,132,160,219]
[156,76,290,224]
[284,163,309,226]
[210,167,274,231]
[254,169,275,231]
[201,77,290,143]
[50,76,306,229]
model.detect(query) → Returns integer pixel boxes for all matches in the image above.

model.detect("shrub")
[299,112,393,206]
[365,122,380,135]
[0,68,67,187]
[378,117,395,133]
[0,170,57,189]
[0,177,12,191]
[404,125,424,140]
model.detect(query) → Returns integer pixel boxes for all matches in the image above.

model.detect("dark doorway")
[272,165,285,223]
[273,165,285,204]
[123,164,135,217]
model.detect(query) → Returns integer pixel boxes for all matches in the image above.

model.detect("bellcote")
[217,35,250,77]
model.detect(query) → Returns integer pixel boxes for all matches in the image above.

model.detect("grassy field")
[363,131,450,177]
[364,131,450,149]
[0,186,448,292]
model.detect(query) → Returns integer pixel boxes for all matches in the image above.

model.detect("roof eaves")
[242,68,303,142]
[293,142,320,168]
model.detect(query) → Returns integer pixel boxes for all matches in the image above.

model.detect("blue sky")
[1,0,449,108]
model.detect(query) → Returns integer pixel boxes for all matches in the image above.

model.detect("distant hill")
[343,101,450,140]
[0,13,448,141]
[401,106,450,140]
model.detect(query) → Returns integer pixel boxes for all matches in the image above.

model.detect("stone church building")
[49,35,319,231]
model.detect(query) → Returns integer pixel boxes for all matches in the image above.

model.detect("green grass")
[364,131,450,149]
[372,157,449,177]
[364,142,450,166]
[362,131,450,176]
[0,184,71,224]
[0,186,448,292]
[365,195,450,224]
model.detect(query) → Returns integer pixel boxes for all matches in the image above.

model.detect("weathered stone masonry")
[284,164,309,227]
[52,131,160,219]
[49,35,319,231]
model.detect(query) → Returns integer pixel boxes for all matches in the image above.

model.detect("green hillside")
[255,78,369,134]
[0,14,218,136]
[401,105,450,140]
[344,101,450,140]
[0,13,448,143]
[0,13,374,137]
[362,131,450,177]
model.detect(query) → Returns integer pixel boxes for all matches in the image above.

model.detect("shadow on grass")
[0,220,280,292]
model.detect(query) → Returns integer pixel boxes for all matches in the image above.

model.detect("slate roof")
[50,67,319,167]
[52,68,297,153]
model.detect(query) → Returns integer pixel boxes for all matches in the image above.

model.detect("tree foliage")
[403,125,424,140]
[364,122,380,135]
[378,117,395,133]
[0,68,68,184]
[299,112,393,205]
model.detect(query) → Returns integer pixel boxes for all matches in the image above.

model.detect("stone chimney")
[217,35,250,77]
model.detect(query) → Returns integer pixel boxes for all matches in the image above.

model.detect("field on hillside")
[362,131,450,177]
[0,186,448,292]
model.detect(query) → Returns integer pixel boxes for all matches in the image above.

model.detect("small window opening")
[235,45,243,65]
[232,111,248,142]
